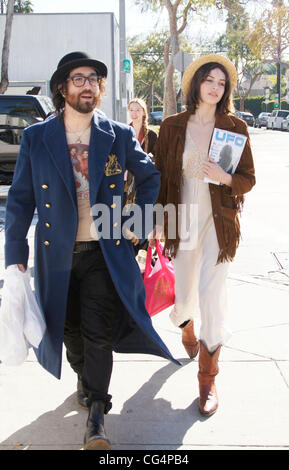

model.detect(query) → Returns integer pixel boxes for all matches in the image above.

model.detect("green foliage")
[0,0,33,13]
[127,32,167,104]
[233,96,262,116]
[260,99,289,112]
[14,1,33,13]
[128,30,196,107]
[233,95,289,115]
[268,74,288,96]
[249,3,289,61]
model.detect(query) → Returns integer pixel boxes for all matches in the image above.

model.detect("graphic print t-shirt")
[66,127,98,241]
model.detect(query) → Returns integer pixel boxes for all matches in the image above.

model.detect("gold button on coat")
[45,222,51,228]
[116,240,120,246]
[42,184,49,189]
[44,241,50,246]
[109,184,115,189]
[110,203,116,209]
[45,203,51,208]
[113,222,118,227]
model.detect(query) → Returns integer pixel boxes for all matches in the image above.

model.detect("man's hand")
[17,264,26,272]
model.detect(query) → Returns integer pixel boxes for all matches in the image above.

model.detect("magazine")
[204,128,247,185]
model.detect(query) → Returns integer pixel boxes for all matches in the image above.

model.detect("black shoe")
[84,400,110,450]
[76,376,88,409]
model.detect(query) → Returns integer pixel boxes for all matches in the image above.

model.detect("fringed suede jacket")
[154,110,256,263]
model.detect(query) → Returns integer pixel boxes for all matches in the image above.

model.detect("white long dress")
[170,127,232,353]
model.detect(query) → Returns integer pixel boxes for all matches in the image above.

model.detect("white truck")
[267,109,289,130]
[0,12,133,121]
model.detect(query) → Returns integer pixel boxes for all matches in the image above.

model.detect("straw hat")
[181,54,237,99]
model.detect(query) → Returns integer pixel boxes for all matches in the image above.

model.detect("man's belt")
[73,241,100,254]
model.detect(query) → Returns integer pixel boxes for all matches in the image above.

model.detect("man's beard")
[66,91,99,114]
[74,96,97,114]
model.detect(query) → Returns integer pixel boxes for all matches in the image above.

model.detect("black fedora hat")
[50,51,108,91]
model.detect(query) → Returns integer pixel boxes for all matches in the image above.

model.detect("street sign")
[274,94,279,109]
[173,51,193,73]
[123,59,131,73]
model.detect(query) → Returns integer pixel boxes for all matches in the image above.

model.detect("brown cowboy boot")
[181,320,200,359]
[198,342,221,417]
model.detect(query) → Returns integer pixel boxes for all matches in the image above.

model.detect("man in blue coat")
[5,52,179,450]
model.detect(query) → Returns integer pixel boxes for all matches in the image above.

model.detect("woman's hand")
[123,227,139,246]
[148,225,164,247]
[203,156,232,186]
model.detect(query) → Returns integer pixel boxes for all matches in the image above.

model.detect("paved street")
[0,127,288,451]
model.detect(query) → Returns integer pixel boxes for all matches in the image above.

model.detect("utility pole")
[273,0,283,109]
[119,0,127,123]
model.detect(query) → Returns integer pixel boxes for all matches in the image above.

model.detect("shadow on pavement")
[0,359,202,450]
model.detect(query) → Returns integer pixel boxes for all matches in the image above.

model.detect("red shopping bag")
[143,242,175,317]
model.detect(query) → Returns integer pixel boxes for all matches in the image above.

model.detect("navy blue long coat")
[5,112,180,378]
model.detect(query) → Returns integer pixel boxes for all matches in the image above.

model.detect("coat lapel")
[43,115,77,207]
[43,112,116,208]
[88,112,116,205]
[215,113,236,130]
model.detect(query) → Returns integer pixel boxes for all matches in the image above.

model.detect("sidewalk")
[0,130,288,450]
[0,232,288,451]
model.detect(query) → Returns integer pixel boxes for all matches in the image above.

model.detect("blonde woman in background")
[126,98,158,252]
[128,98,158,158]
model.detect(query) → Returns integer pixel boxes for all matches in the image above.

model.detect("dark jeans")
[63,243,126,412]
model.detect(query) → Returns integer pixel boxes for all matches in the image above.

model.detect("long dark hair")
[186,62,234,115]
[51,74,107,115]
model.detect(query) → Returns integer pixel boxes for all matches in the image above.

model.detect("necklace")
[65,123,91,144]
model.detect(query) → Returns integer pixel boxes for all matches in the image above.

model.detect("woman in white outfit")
[151,55,255,416]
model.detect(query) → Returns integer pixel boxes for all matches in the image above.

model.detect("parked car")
[235,111,255,127]
[267,109,289,130]
[281,115,289,132]
[255,112,271,128]
[0,94,54,184]
[149,111,162,125]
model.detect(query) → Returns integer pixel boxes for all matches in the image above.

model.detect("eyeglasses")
[67,74,100,87]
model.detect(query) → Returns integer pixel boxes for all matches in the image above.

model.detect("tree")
[0,0,33,94]
[128,32,168,112]
[134,0,215,118]
[14,0,33,13]
[128,31,194,112]
[1,0,33,13]
[248,0,289,104]
[0,0,14,94]
[216,0,264,110]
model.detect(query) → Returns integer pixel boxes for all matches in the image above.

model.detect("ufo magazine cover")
[204,128,248,185]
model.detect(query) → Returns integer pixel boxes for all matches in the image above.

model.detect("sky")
[30,0,163,36]
[29,0,226,40]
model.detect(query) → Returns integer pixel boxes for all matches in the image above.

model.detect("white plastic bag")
[22,270,46,348]
[0,265,46,366]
